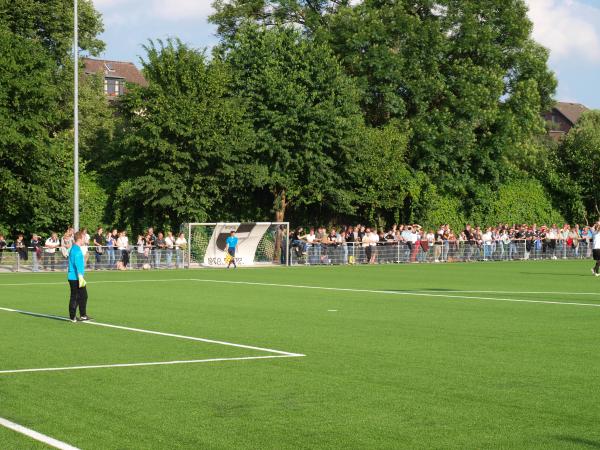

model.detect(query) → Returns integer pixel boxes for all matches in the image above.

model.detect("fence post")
[187,223,191,269]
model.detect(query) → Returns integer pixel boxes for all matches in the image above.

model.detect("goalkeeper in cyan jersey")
[68,230,91,322]
[225,230,239,269]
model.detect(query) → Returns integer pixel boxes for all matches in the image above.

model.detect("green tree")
[489,179,564,226]
[0,1,105,234]
[111,39,255,230]
[212,1,558,223]
[325,0,556,198]
[345,121,413,225]
[2,0,104,63]
[219,24,365,222]
[0,26,71,233]
[210,0,347,38]
[79,72,116,171]
[559,110,600,220]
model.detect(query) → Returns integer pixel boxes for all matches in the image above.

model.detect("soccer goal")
[185,222,290,268]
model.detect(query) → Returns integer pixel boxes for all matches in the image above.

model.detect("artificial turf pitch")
[1,260,599,449]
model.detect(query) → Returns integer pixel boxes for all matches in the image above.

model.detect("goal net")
[186,222,290,268]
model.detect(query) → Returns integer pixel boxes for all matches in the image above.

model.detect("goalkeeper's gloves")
[78,275,87,288]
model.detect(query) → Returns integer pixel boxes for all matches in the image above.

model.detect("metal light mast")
[73,0,79,231]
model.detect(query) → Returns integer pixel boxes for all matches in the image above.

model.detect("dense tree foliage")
[0,1,104,234]
[211,0,559,220]
[218,25,366,222]
[1,0,598,237]
[557,111,600,221]
[109,39,255,231]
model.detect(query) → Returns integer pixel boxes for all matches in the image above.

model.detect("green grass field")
[1,260,599,449]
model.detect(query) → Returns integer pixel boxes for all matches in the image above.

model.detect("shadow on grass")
[17,310,69,323]
[519,272,592,277]
[553,436,600,448]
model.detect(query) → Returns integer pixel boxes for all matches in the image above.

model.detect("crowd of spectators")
[288,222,598,264]
[0,226,188,271]
[1,221,597,271]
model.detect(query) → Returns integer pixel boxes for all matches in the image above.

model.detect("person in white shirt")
[304,228,318,263]
[362,228,378,264]
[116,231,129,269]
[400,226,413,262]
[175,232,187,269]
[591,223,600,276]
[78,228,90,267]
[165,231,175,268]
[482,228,493,261]
[305,228,316,244]
[44,232,60,271]
[547,225,558,259]
[136,235,145,269]
[409,226,419,262]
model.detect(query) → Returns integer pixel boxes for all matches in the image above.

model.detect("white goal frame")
[186,222,290,268]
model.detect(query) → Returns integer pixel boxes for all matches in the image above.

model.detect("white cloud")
[526,0,600,63]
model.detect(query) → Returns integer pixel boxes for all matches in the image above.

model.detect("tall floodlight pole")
[73,0,79,231]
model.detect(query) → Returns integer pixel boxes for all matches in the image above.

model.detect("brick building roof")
[553,102,588,125]
[83,58,148,87]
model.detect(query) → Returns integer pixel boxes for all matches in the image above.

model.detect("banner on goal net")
[203,223,270,267]
[186,222,289,268]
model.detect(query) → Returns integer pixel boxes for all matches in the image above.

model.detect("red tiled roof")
[83,58,148,87]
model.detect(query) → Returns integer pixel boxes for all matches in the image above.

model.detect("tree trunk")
[273,190,287,263]
[274,190,286,222]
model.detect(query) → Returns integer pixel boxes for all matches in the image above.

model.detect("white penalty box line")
[0,306,305,375]
[0,416,80,450]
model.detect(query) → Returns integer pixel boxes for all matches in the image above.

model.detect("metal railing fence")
[287,239,596,266]
[0,245,189,273]
[1,239,594,271]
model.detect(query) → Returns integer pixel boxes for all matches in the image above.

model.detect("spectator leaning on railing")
[117,231,129,270]
[592,223,600,276]
[15,234,27,262]
[0,234,6,264]
[146,227,157,267]
[44,232,59,271]
[31,233,42,272]
[136,234,146,269]
[165,231,175,269]
[93,227,105,270]
[105,231,116,269]
[175,232,187,269]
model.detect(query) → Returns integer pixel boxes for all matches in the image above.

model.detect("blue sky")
[94,0,600,109]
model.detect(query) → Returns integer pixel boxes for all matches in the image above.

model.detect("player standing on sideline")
[225,230,238,269]
[592,222,600,277]
[68,231,91,322]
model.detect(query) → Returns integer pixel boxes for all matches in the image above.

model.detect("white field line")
[0,306,304,357]
[1,277,599,307]
[0,355,298,375]
[410,290,600,296]
[0,279,194,287]
[187,279,600,308]
[0,416,79,450]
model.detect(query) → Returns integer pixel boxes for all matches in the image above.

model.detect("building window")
[104,77,124,96]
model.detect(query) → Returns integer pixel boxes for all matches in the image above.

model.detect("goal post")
[186,222,290,268]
